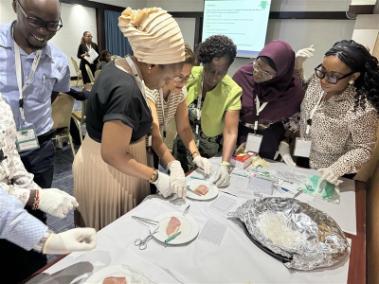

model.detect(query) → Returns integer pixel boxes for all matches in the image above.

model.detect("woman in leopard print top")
[299,40,379,184]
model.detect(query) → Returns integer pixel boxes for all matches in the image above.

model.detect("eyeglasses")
[314,64,354,84]
[17,0,63,32]
[253,60,275,79]
[173,74,190,84]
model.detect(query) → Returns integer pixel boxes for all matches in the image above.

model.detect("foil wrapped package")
[229,197,350,270]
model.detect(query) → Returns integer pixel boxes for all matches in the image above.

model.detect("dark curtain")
[104,10,133,56]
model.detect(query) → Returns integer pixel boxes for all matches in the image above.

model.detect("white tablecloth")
[46,160,353,283]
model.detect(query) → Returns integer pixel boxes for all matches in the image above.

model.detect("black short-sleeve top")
[86,62,152,143]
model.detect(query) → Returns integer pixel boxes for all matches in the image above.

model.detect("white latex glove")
[318,168,343,186]
[295,44,315,69]
[213,162,231,188]
[278,141,296,167]
[43,228,96,255]
[38,188,79,218]
[167,160,186,198]
[153,171,173,198]
[193,155,213,176]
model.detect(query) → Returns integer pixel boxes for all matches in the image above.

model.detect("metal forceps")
[134,226,159,250]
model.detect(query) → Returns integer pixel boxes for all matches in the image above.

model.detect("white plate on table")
[84,264,153,284]
[153,212,199,245]
[186,179,219,201]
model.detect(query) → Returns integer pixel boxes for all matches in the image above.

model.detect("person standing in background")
[77,31,99,83]
[0,0,70,281]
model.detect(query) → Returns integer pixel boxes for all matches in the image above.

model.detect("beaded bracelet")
[32,190,40,210]
[26,190,36,208]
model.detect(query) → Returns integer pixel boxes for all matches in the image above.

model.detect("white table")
[43,161,355,283]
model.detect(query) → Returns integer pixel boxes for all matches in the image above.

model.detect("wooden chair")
[71,100,87,144]
[85,64,95,84]
[70,57,83,87]
[51,93,75,156]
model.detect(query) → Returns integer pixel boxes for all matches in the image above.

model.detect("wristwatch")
[33,229,53,253]
[149,169,159,184]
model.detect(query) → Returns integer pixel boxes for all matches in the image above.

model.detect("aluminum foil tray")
[229,197,350,270]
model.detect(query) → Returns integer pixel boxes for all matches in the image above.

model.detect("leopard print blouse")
[299,76,378,177]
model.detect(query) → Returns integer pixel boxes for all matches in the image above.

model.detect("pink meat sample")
[194,184,209,195]
[166,216,181,236]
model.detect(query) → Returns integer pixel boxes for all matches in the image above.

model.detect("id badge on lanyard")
[16,127,40,152]
[293,93,324,158]
[13,38,42,152]
[245,97,268,153]
[293,138,312,158]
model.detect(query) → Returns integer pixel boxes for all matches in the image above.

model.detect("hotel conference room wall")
[1,0,356,78]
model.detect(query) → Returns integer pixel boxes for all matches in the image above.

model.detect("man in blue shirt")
[0,0,70,281]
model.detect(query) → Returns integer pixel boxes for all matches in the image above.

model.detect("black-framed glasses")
[314,64,354,84]
[17,0,63,32]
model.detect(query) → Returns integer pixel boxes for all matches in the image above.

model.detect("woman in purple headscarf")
[233,40,305,159]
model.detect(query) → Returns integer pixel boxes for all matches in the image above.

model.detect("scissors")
[134,226,159,250]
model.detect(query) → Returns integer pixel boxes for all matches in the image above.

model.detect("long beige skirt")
[73,135,150,230]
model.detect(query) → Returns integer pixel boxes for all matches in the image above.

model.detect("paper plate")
[84,264,153,284]
[186,179,219,201]
[153,212,199,245]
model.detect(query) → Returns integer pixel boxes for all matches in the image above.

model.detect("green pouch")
[302,175,340,203]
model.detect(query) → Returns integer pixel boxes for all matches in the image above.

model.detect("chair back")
[85,64,95,84]
[52,93,75,129]
[70,57,81,74]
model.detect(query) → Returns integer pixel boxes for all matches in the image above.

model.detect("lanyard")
[196,76,204,120]
[158,88,167,138]
[124,56,153,146]
[86,44,92,51]
[305,91,324,136]
[254,96,268,132]
[124,56,148,102]
[14,41,42,123]
[193,74,205,147]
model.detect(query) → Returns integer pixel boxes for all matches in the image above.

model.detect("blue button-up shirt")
[0,22,70,136]
[0,187,48,251]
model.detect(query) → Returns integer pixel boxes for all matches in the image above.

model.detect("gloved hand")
[38,188,79,218]
[213,161,232,188]
[295,44,315,70]
[193,155,212,176]
[153,171,173,198]
[318,168,343,186]
[167,160,186,198]
[278,141,296,167]
[43,228,96,255]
